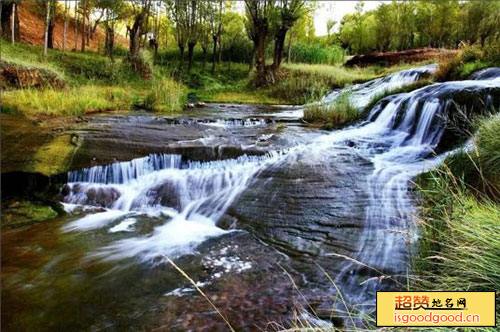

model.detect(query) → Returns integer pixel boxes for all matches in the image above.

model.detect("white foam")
[109,218,136,233]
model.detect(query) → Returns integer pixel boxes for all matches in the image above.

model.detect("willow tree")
[271,0,306,72]
[127,0,152,72]
[168,0,189,70]
[244,0,274,82]
[97,0,125,61]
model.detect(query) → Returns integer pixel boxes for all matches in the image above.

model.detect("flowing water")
[2,66,500,330]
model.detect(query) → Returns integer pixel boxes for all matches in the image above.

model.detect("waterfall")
[320,64,437,109]
[61,66,500,308]
[63,152,283,261]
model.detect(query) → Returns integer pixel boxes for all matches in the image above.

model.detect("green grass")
[2,86,135,116]
[412,114,500,326]
[1,41,186,116]
[303,92,359,129]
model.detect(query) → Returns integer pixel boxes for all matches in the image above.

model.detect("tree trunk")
[286,33,293,63]
[255,25,267,79]
[74,4,78,51]
[10,2,15,44]
[1,2,13,39]
[217,35,222,63]
[211,35,217,74]
[202,46,207,72]
[272,27,288,72]
[81,12,86,52]
[129,12,145,62]
[63,0,68,52]
[47,1,55,49]
[13,1,19,41]
[178,44,185,70]
[249,43,256,71]
[43,1,51,57]
[86,14,90,46]
[187,41,195,73]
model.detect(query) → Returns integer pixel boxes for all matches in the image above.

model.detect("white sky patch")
[314,1,387,36]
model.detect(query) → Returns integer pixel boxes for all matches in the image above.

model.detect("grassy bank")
[413,115,500,323]
[1,41,186,116]
[2,40,443,117]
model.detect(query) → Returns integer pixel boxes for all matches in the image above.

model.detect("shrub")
[434,44,498,81]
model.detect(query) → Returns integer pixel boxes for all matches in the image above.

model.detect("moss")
[27,135,79,176]
[1,201,58,227]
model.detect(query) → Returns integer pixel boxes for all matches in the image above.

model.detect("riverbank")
[1,40,433,118]
[412,114,500,320]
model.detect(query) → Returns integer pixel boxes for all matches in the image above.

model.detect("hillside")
[17,2,127,51]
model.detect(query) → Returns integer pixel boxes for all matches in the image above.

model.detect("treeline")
[337,0,500,54]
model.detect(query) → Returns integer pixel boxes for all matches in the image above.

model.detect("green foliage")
[435,44,499,81]
[339,0,500,54]
[303,92,359,129]
[288,42,345,65]
[146,76,186,112]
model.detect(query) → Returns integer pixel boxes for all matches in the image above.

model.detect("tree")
[47,0,56,49]
[1,1,20,42]
[186,0,199,72]
[62,0,69,51]
[97,0,125,60]
[168,0,189,70]
[271,0,306,72]
[43,0,50,56]
[245,0,274,82]
[127,0,152,71]
[210,0,223,74]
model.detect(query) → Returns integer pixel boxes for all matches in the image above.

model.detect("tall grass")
[413,114,500,324]
[2,86,135,116]
[303,92,359,129]
[289,42,346,65]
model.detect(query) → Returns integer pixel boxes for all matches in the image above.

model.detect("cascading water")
[321,64,437,109]
[63,152,283,261]
[60,66,500,323]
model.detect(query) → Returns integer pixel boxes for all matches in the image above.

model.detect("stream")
[2,66,500,330]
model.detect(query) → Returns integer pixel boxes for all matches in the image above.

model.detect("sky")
[313,1,386,36]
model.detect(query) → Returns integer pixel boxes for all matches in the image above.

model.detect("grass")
[435,43,500,82]
[412,114,500,326]
[1,40,186,116]
[303,92,359,129]
[2,86,135,116]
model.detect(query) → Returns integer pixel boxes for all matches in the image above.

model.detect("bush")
[434,43,499,81]
[289,42,345,65]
